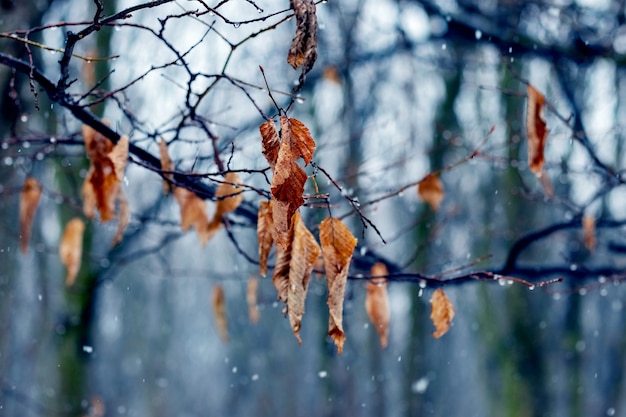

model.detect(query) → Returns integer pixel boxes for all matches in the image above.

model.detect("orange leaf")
[280,116,316,166]
[430,288,455,338]
[583,215,596,251]
[418,174,444,211]
[19,177,42,254]
[257,201,274,277]
[287,212,321,344]
[272,224,293,303]
[319,216,358,354]
[214,172,244,219]
[82,169,97,219]
[366,263,390,348]
[260,119,280,171]
[158,139,174,195]
[84,132,129,222]
[111,189,129,246]
[211,285,228,343]
[60,218,85,287]
[247,277,260,324]
[173,187,211,245]
[527,84,548,176]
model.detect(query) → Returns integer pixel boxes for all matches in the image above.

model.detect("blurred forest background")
[2,0,626,416]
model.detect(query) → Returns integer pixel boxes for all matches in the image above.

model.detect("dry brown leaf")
[158,139,174,196]
[173,187,211,245]
[287,0,318,89]
[583,215,596,251]
[247,277,260,324]
[430,288,455,338]
[19,177,42,254]
[281,116,316,166]
[527,84,548,176]
[287,212,321,344]
[272,226,293,303]
[320,216,358,354]
[83,131,129,222]
[260,119,280,171]
[82,169,97,219]
[211,285,228,343]
[60,218,85,287]
[418,174,444,211]
[366,263,390,348]
[112,189,129,246]
[257,201,274,277]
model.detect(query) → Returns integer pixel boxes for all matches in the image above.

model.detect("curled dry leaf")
[174,187,211,245]
[430,288,455,339]
[211,285,229,343]
[320,216,358,355]
[19,177,42,254]
[287,212,321,344]
[272,223,293,303]
[111,189,129,247]
[247,277,260,324]
[583,215,596,251]
[262,116,316,249]
[418,174,444,211]
[287,0,318,89]
[527,84,548,176]
[82,128,129,222]
[158,139,174,196]
[257,201,274,277]
[60,218,85,287]
[366,263,390,348]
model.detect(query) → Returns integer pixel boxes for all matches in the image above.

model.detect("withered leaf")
[257,201,274,277]
[158,139,174,195]
[82,170,97,219]
[430,288,455,339]
[366,263,390,348]
[19,177,42,254]
[211,285,229,343]
[527,84,548,176]
[287,212,321,344]
[583,215,596,251]
[112,189,129,247]
[205,173,245,243]
[174,187,211,245]
[60,218,85,287]
[418,174,444,211]
[320,216,358,354]
[247,277,260,324]
[272,222,293,303]
[280,116,316,166]
[287,0,318,90]
[260,119,280,171]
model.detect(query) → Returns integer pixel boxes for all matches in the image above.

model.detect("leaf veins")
[319,216,358,355]
[430,288,455,339]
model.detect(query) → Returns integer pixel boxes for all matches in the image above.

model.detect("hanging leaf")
[287,0,318,90]
[205,172,245,242]
[111,189,130,246]
[83,131,129,222]
[158,139,174,195]
[583,215,596,251]
[211,285,229,343]
[281,116,316,166]
[272,225,293,303]
[60,218,85,287]
[366,263,390,348]
[430,288,455,339]
[526,84,548,176]
[319,216,358,354]
[82,171,97,219]
[418,174,444,211]
[257,201,274,277]
[19,177,42,254]
[173,187,211,245]
[287,212,321,344]
[260,119,280,171]
[247,277,260,324]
